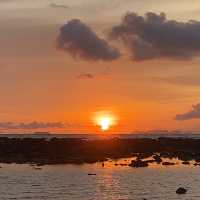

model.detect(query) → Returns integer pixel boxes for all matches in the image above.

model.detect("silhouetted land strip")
[1,137,200,165]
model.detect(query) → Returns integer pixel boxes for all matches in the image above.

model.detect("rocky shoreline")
[1,137,200,165]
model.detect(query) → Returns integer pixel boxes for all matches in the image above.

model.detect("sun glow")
[98,117,111,130]
[93,111,117,131]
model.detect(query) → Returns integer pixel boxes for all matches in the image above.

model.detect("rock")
[162,162,175,166]
[136,153,153,160]
[176,187,187,194]
[88,173,96,176]
[194,162,200,166]
[119,163,128,166]
[153,154,162,163]
[145,159,155,163]
[182,161,190,165]
[129,159,148,168]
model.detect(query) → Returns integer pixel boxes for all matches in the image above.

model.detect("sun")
[98,117,112,131]
[93,111,117,131]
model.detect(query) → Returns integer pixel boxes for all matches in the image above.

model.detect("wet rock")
[182,161,190,165]
[177,152,193,161]
[160,152,174,159]
[176,187,187,194]
[162,162,175,166]
[129,159,148,168]
[145,159,155,164]
[119,163,128,166]
[153,154,162,163]
[137,153,153,160]
[88,173,96,176]
[2,137,200,165]
[194,162,200,166]
[36,163,44,167]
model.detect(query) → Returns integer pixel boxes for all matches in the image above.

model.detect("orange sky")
[1,0,200,133]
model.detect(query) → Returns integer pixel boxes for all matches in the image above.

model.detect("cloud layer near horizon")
[175,104,200,121]
[58,19,120,61]
[0,121,65,129]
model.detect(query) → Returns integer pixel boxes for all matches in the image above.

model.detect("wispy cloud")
[0,121,65,129]
[77,73,94,79]
[76,67,112,80]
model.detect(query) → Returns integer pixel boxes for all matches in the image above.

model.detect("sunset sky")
[1,0,200,133]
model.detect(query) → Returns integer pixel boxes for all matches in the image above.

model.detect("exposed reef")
[0,137,200,165]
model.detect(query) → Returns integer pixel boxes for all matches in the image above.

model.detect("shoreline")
[1,137,200,165]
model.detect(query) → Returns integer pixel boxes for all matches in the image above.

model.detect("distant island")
[33,132,51,135]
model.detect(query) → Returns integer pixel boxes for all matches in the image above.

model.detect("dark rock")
[153,154,162,163]
[88,173,96,176]
[176,187,187,194]
[1,137,200,165]
[177,152,194,161]
[145,159,155,163]
[182,161,190,165]
[162,162,175,166]
[119,163,128,166]
[194,162,200,166]
[129,159,148,168]
[137,153,153,159]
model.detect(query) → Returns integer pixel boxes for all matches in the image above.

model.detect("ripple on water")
[0,160,199,200]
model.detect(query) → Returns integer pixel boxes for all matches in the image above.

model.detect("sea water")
[1,158,200,200]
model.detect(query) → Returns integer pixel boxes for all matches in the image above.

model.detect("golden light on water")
[93,111,118,131]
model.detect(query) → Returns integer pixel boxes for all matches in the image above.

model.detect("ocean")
[0,158,200,200]
[1,133,200,199]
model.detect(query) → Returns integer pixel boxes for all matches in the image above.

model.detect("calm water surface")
[1,158,200,200]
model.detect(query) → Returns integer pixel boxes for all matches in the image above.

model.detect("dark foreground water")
[1,158,200,200]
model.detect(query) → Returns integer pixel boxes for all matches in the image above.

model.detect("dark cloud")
[58,19,120,61]
[110,12,200,61]
[50,3,69,9]
[175,104,200,120]
[0,121,65,129]
[77,73,94,79]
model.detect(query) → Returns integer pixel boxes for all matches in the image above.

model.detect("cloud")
[0,121,65,129]
[175,104,200,120]
[153,76,200,86]
[58,19,120,61]
[77,73,94,79]
[76,67,112,80]
[50,3,69,9]
[110,12,200,61]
